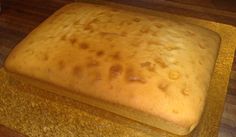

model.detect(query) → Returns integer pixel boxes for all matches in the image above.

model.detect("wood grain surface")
[107,0,236,26]
[0,124,27,137]
[0,0,236,136]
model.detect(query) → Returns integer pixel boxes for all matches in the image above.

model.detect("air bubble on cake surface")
[140,26,150,33]
[185,31,196,36]
[72,65,82,77]
[165,45,180,51]
[133,17,141,22]
[198,43,206,49]
[120,20,132,26]
[154,57,167,68]
[69,38,77,45]
[120,31,127,37]
[73,20,81,26]
[57,60,65,70]
[147,40,161,46]
[109,64,123,80]
[168,70,180,80]
[140,61,156,72]
[166,56,178,64]
[125,67,146,84]
[86,60,99,68]
[79,42,89,49]
[155,23,164,29]
[91,71,102,82]
[172,109,179,114]
[96,50,105,57]
[42,54,49,61]
[110,51,121,60]
[158,81,169,92]
[181,83,190,96]
[181,88,190,96]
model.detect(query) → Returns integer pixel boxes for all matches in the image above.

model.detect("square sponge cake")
[4,2,220,135]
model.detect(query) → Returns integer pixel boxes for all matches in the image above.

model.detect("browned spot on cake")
[58,60,65,70]
[127,21,132,25]
[47,68,51,73]
[109,85,114,90]
[199,43,206,49]
[121,31,127,37]
[99,32,107,37]
[87,60,99,67]
[89,18,99,25]
[88,49,96,53]
[147,65,156,72]
[120,21,132,26]
[128,51,137,58]
[191,60,196,65]
[119,21,126,26]
[140,61,156,72]
[110,45,115,48]
[172,109,179,114]
[169,70,180,80]
[100,32,119,36]
[165,45,180,51]
[42,54,49,61]
[133,17,141,22]
[199,97,203,102]
[154,57,167,68]
[151,31,158,36]
[158,82,169,92]
[125,68,146,84]
[132,39,144,47]
[148,40,161,45]
[125,21,133,25]
[47,36,55,39]
[84,18,99,32]
[186,31,195,36]
[96,50,105,57]
[97,11,106,16]
[140,26,150,33]
[73,20,80,26]
[140,62,151,67]
[198,60,203,65]
[84,23,94,33]
[106,13,114,17]
[70,38,77,45]
[111,51,121,60]
[29,41,34,44]
[111,8,119,12]
[148,17,156,21]
[175,21,185,26]
[25,49,33,54]
[91,71,102,82]
[73,65,82,76]
[109,64,123,79]
[154,23,163,28]
[61,34,67,41]
[80,42,89,49]
[131,42,139,47]
[63,24,69,29]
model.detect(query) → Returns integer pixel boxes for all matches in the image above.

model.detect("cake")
[4,2,221,135]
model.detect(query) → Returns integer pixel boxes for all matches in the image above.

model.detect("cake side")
[4,2,221,135]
